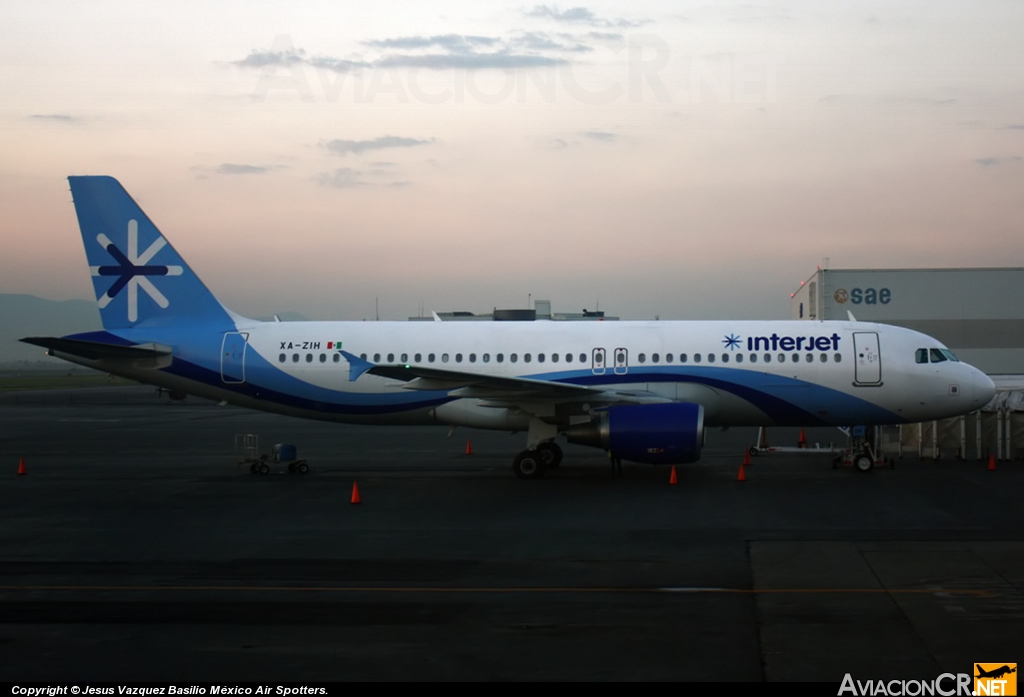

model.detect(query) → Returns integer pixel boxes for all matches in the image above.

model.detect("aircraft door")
[221,332,248,384]
[613,347,628,375]
[853,332,881,385]
[592,348,606,375]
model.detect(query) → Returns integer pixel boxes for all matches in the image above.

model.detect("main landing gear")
[512,442,563,479]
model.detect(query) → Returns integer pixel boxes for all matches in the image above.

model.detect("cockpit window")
[929,348,947,363]
[916,349,928,364]
[940,349,959,362]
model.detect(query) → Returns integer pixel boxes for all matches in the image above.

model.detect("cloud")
[316,168,411,189]
[317,168,369,188]
[375,51,565,69]
[29,114,79,122]
[216,163,272,175]
[232,48,307,68]
[975,156,1022,167]
[580,131,617,141]
[364,34,500,51]
[233,30,591,74]
[323,136,436,156]
[512,31,592,53]
[524,5,645,28]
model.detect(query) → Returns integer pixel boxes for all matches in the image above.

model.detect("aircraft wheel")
[536,442,563,468]
[749,446,759,457]
[512,450,547,480]
[298,462,309,474]
[854,453,873,472]
[259,462,270,475]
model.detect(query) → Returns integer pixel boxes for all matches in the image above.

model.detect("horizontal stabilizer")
[20,336,172,362]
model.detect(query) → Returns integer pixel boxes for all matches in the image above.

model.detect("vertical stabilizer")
[68,176,234,330]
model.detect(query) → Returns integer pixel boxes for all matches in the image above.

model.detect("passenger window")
[819,354,827,363]
[292,354,299,363]
[806,354,813,363]
[566,353,573,362]
[319,353,326,363]
[373,353,381,362]
[736,354,743,364]
[401,353,408,363]
[483,354,490,363]
[694,354,702,364]
[387,353,394,363]
[524,353,532,363]
[551,353,558,363]
[680,353,688,363]
[469,353,476,363]
[442,353,449,363]
[750,353,757,363]
[579,353,586,363]
[834,354,842,362]
[279,353,286,363]
[778,354,785,363]
[415,353,422,362]
[306,353,313,363]
[638,353,646,363]
[721,354,729,363]
[497,353,504,363]
[333,353,340,363]
[510,354,518,363]
[652,353,660,363]
[916,349,928,364]
[708,354,715,364]
[428,353,435,362]
[359,353,367,360]
[538,353,545,363]
[456,353,463,362]
[666,354,673,363]
[930,349,947,363]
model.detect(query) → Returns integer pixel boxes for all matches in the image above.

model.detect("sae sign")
[834,288,892,305]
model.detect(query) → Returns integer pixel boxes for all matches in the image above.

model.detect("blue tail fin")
[69,176,234,330]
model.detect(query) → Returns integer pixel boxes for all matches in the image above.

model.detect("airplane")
[976,666,1016,680]
[21,176,996,479]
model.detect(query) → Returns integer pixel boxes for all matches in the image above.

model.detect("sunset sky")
[2,1,1023,321]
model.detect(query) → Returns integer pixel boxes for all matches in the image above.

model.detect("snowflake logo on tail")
[723,333,741,351]
[90,219,183,322]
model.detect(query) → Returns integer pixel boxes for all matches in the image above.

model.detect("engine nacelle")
[565,402,704,465]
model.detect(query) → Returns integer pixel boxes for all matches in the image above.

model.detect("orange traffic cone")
[798,429,808,448]
[351,481,361,504]
[742,450,752,467]
[17,457,26,476]
[465,439,473,456]
[669,466,678,485]
[737,463,746,482]
[988,453,996,471]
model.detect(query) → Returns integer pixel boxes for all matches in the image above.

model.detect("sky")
[1,0,1023,321]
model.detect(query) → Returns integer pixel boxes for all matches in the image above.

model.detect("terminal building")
[791,267,1024,460]
[409,299,617,322]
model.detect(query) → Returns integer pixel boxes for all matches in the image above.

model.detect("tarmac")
[1,386,1022,681]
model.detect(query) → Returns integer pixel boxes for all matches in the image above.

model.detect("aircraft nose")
[973,369,996,409]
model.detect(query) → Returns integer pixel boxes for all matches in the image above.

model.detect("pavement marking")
[0,584,994,596]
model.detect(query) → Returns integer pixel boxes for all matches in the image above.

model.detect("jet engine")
[565,402,704,465]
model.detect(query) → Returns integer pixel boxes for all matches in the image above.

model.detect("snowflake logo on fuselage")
[723,333,741,351]
[90,219,183,322]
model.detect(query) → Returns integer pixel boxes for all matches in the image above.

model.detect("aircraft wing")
[340,350,668,403]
